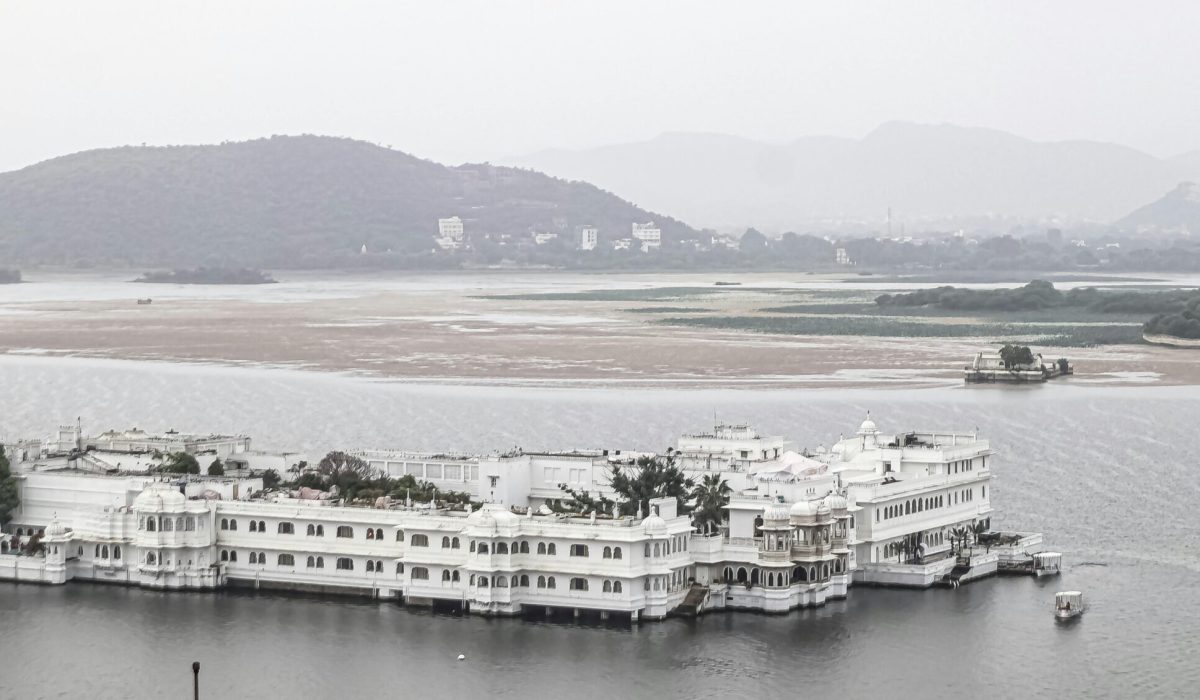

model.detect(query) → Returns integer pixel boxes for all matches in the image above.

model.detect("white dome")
[762,503,790,522]
[858,418,878,434]
[45,519,69,538]
[789,500,817,517]
[824,494,848,511]
[467,503,519,528]
[642,513,668,535]
[133,482,187,512]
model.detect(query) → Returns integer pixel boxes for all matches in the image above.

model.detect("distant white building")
[836,248,853,265]
[579,227,598,251]
[436,217,465,250]
[533,232,559,246]
[612,238,634,251]
[631,222,662,252]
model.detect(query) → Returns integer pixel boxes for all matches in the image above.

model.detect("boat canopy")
[1055,591,1083,607]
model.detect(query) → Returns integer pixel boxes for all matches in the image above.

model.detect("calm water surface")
[1,356,1198,699]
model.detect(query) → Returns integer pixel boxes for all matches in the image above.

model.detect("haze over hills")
[509,122,1200,230]
[1118,182,1200,234]
[0,135,696,267]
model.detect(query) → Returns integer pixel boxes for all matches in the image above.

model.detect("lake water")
[2,355,1199,699]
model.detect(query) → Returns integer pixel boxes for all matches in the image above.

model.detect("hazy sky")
[2,1,1198,172]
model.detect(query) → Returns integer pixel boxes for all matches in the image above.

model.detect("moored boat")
[1033,552,1062,577]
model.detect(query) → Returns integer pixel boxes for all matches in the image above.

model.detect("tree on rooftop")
[317,451,373,480]
[0,446,20,527]
[261,469,281,489]
[162,452,200,475]
[607,455,694,518]
[207,458,225,476]
[690,473,731,535]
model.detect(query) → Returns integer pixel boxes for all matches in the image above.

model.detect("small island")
[0,268,21,284]
[965,344,1072,383]
[1144,297,1200,347]
[132,267,277,285]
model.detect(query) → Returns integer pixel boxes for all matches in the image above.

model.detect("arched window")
[613,547,623,560]
[102,545,109,559]
[603,546,612,559]
[537,542,546,555]
[375,560,382,571]
[162,518,173,532]
[336,557,354,571]
[221,550,229,562]
[469,574,476,586]
[315,525,324,536]
[477,543,489,554]
[366,529,375,540]
[546,543,556,556]
[258,521,265,532]
[228,551,237,562]
[249,552,258,564]
[750,569,760,586]
[411,534,429,547]
[307,524,316,536]
[278,522,294,535]
[518,541,528,553]
[146,552,157,565]
[495,542,509,554]
[478,576,489,588]
[307,556,315,568]
[114,546,121,560]
[411,567,429,580]
[336,526,354,539]
[511,575,518,587]
[278,554,294,566]
[822,564,829,579]
[653,543,660,557]
[396,530,404,542]
[396,562,404,574]
[375,528,383,540]
[537,575,546,588]
[176,517,184,531]
[249,520,258,533]
[186,517,195,531]
[603,580,612,593]
[230,519,238,531]
[546,576,556,589]
[315,556,323,568]
[94,545,101,557]
[452,571,461,582]
[494,576,508,588]
[366,560,376,573]
[519,574,529,587]
[441,536,451,548]
[653,578,660,591]
[452,537,461,550]
[442,569,452,582]
[736,567,747,583]
[614,581,622,593]
[570,544,588,557]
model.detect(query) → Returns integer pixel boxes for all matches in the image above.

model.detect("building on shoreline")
[1,418,1043,622]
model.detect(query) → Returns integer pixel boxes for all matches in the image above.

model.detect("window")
[249,552,258,564]
[452,537,461,549]
[510,575,518,587]
[452,571,460,582]
[518,541,528,554]
[520,574,529,587]
[316,525,324,536]
[250,521,258,533]
[336,526,354,539]
[570,577,587,591]
[477,543,489,554]
[306,556,316,568]
[146,552,157,565]
[411,567,429,580]
[603,580,612,593]
[570,544,589,557]
[494,576,508,588]
[278,522,294,535]
[366,560,375,573]
[613,581,622,593]
[315,556,323,568]
[496,542,509,554]
[163,518,173,532]
[114,546,121,560]
[478,577,489,588]
[546,543,556,556]
[366,529,375,540]
[470,540,477,552]
[603,546,612,559]
[644,543,650,557]
[441,536,451,548]
[375,560,382,571]
[336,557,354,571]
[613,547,622,560]
[220,550,229,562]
[186,517,195,531]
[537,542,546,555]
[546,576,556,589]
[230,520,238,531]
[307,524,316,536]
[396,530,404,542]
[537,575,546,588]
[653,543,660,557]
[411,534,429,547]
[278,554,295,566]
[95,545,101,557]
[442,570,452,582]
[374,528,383,540]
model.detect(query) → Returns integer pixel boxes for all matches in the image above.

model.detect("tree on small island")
[998,344,1037,369]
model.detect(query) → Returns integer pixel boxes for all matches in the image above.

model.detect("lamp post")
[192,661,200,700]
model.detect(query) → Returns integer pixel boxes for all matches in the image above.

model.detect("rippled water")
[2,356,1198,699]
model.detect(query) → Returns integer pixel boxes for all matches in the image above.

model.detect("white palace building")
[1,418,1044,622]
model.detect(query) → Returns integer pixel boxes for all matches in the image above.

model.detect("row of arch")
[881,495,945,521]
[141,516,199,532]
[722,561,840,587]
[93,544,123,560]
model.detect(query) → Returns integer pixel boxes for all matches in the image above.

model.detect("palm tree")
[950,527,969,556]
[690,473,731,535]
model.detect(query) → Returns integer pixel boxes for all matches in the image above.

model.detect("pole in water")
[192,661,200,700]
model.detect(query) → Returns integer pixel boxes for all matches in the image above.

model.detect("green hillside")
[0,135,695,267]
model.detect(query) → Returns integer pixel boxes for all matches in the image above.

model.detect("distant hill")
[509,123,1200,229]
[1117,182,1200,234]
[0,136,696,267]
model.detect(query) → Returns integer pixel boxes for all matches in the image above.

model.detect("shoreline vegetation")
[132,267,277,285]
[0,268,20,283]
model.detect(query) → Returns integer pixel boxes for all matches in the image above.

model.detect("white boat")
[1033,551,1062,577]
[1054,591,1085,621]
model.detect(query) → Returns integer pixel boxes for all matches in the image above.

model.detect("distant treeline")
[133,267,276,285]
[876,280,1198,314]
[0,268,19,283]
[1145,298,1200,339]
